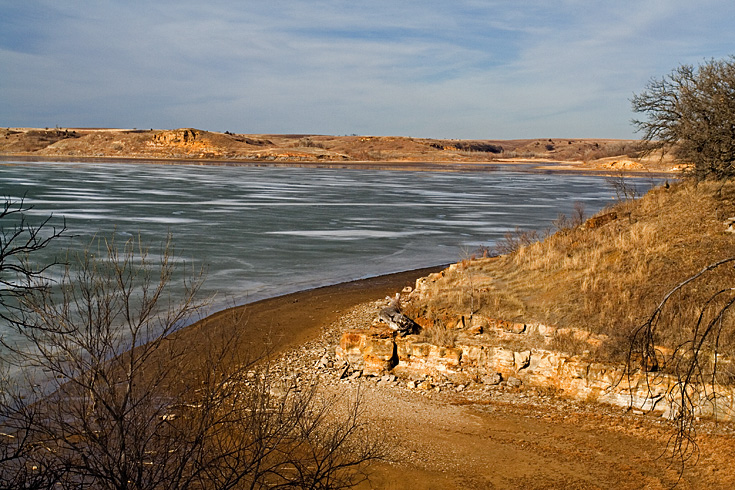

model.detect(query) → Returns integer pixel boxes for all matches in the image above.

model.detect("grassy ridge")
[407,179,735,363]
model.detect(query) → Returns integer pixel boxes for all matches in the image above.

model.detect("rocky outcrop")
[336,321,735,422]
[151,128,200,145]
[147,129,227,158]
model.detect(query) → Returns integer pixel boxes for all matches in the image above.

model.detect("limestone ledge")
[336,325,735,421]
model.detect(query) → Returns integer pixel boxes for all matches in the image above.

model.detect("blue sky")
[2,1,734,139]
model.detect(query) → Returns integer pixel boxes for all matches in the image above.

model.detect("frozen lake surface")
[0,161,655,314]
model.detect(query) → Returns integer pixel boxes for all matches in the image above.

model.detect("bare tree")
[0,197,66,489]
[627,256,735,474]
[631,56,735,180]
[1,233,381,489]
[1,235,208,489]
[0,196,65,319]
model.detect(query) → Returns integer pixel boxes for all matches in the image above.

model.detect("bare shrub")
[452,141,503,153]
[493,227,543,256]
[0,234,381,489]
[296,137,325,149]
[551,202,586,232]
[606,171,640,201]
[493,202,585,258]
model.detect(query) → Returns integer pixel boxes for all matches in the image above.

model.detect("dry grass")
[408,179,735,362]
[416,319,457,347]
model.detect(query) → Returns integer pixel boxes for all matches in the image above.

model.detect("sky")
[2,1,735,139]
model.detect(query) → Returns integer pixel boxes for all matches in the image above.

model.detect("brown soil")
[354,384,735,489]
[0,127,679,174]
[172,269,735,490]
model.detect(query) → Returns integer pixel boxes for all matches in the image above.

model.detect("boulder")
[482,373,503,385]
[336,327,397,375]
[514,350,532,371]
[379,293,419,336]
[725,217,735,233]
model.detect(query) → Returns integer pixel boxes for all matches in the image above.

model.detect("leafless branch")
[627,256,735,474]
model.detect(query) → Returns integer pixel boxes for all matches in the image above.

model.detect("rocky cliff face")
[147,129,227,158]
[151,128,199,145]
[336,287,735,422]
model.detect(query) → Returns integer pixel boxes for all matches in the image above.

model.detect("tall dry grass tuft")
[417,319,457,347]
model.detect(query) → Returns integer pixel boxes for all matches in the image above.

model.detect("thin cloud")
[2,0,734,138]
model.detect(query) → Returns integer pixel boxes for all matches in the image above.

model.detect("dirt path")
[353,385,735,489]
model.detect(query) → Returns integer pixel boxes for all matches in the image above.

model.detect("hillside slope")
[404,179,735,362]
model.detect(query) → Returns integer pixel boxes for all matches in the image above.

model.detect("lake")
[0,161,655,317]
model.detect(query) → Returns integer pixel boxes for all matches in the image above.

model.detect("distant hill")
[0,127,679,173]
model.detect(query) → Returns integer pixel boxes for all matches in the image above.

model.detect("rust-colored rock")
[335,326,735,421]
[336,327,397,375]
[584,211,618,229]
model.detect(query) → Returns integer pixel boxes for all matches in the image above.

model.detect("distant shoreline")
[0,154,675,178]
[0,128,681,176]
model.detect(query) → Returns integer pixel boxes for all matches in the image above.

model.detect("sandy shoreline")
[165,265,447,381]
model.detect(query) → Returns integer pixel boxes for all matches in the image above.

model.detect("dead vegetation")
[416,319,457,347]
[405,179,735,364]
[0,229,382,489]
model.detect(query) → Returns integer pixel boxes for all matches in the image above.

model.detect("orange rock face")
[335,321,735,421]
[337,326,398,375]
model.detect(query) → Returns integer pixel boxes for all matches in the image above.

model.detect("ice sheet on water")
[266,229,442,240]
[0,161,662,353]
